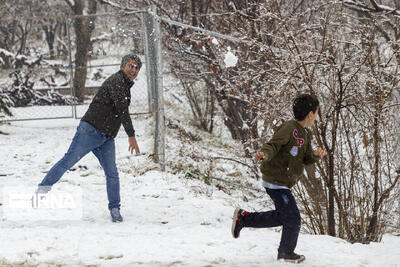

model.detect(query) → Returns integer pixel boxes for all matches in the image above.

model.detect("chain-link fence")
[0,8,165,168]
[0,12,150,120]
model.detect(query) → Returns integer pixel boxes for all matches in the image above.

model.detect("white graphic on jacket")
[290,129,305,157]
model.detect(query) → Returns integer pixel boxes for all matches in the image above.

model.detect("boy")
[231,94,327,263]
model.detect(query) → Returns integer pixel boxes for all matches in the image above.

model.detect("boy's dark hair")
[293,94,319,121]
[120,54,142,69]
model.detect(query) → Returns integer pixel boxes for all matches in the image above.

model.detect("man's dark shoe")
[231,207,248,238]
[110,208,123,222]
[277,252,305,263]
[35,186,51,194]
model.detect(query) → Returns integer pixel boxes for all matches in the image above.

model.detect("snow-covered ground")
[1,117,400,267]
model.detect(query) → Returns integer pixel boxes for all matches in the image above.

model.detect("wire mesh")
[0,12,151,122]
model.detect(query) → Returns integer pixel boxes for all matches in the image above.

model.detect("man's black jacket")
[81,70,135,138]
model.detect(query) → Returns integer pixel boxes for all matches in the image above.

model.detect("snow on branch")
[98,0,143,13]
[64,0,75,8]
[0,48,42,68]
[342,0,372,12]
[158,15,252,45]
[374,3,400,16]
[90,33,112,43]
[0,48,15,59]
[0,48,65,70]
[98,0,123,9]
[343,0,400,17]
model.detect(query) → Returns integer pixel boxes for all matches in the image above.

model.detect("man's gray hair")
[120,54,142,69]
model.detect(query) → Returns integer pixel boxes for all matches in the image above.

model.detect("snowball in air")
[224,48,238,68]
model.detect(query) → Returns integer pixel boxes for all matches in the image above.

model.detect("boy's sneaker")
[110,208,123,222]
[231,207,248,238]
[277,252,305,263]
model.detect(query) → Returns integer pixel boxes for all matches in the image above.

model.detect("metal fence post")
[143,5,165,170]
[66,18,76,119]
[142,10,155,113]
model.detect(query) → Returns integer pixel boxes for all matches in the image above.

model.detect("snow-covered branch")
[342,0,400,17]
[97,0,143,13]
[0,48,64,70]
[90,33,112,43]
[0,48,15,59]
[63,0,74,9]
[159,16,252,45]
[98,0,125,10]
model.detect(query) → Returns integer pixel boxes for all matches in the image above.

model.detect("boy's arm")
[260,123,291,161]
[304,131,322,164]
[304,141,319,165]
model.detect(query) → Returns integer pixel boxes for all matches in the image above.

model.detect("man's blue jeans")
[39,120,120,210]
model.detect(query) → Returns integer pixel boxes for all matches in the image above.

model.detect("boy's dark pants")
[243,188,301,254]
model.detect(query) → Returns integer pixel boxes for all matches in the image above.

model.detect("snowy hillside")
[1,0,400,265]
[0,115,400,266]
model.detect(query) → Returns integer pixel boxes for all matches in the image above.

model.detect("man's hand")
[255,151,266,161]
[128,136,140,155]
[313,147,327,158]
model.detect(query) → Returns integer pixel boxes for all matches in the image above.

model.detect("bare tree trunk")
[17,20,32,56]
[69,0,97,103]
[327,154,336,236]
[367,114,380,241]
[366,83,385,241]
[191,0,198,26]
[42,20,59,59]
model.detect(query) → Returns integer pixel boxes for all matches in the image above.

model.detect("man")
[37,54,142,222]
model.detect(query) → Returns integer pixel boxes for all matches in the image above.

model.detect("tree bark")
[70,0,97,103]
[42,20,59,59]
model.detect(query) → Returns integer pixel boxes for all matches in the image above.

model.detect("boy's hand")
[313,147,327,158]
[255,151,266,161]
